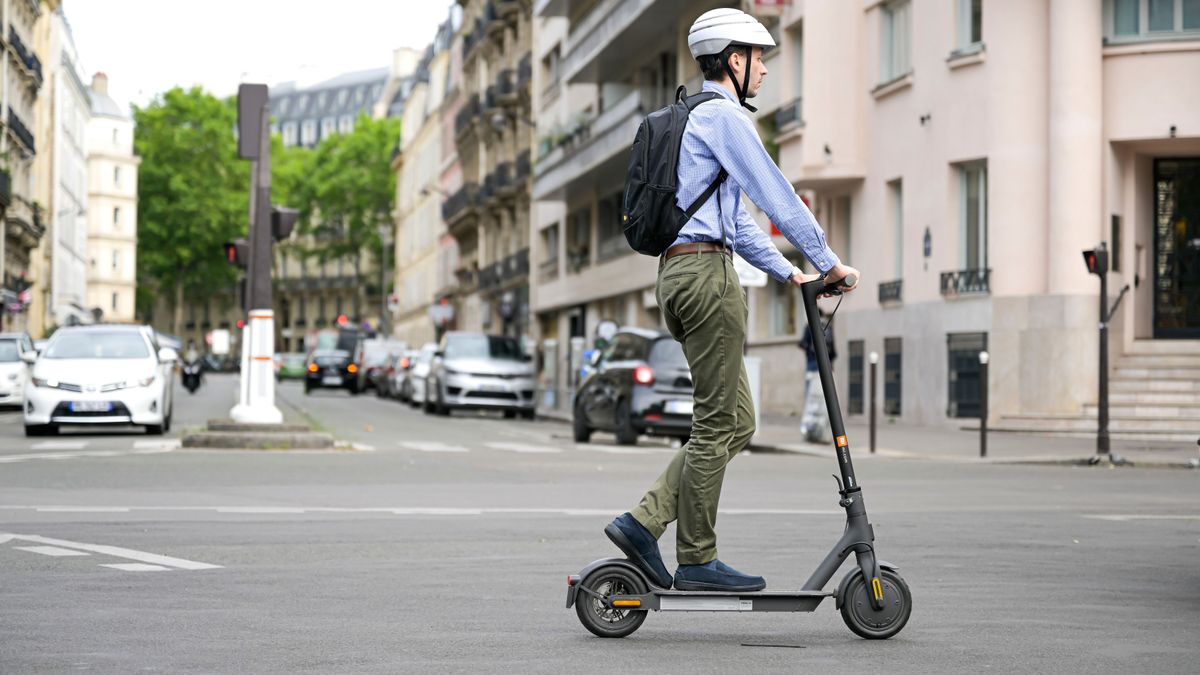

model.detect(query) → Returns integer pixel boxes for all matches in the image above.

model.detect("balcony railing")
[878,279,903,304]
[538,257,559,281]
[484,0,503,32]
[940,268,991,296]
[484,85,499,111]
[442,183,479,224]
[517,53,532,88]
[480,249,531,291]
[8,27,42,86]
[461,18,484,63]
[7,107,35,154]
[454,94,480,138]
[493,162,512,194]
[774,96,803,132]
[515,150,531,181]
[496,69,516,102]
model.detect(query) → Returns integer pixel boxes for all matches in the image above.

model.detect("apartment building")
[443,0,535,340]
[0,0,50,332]
[530,0,1199,441]
[392,18,456,348]
[85,72,138,323]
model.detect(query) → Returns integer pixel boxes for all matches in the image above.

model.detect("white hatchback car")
[0,331,36,407]
[22,325,177,437]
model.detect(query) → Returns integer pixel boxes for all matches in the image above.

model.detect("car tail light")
[399,357,411,369]
[308,363,319,373]
[348,363,359,374]
[633,365,655,386]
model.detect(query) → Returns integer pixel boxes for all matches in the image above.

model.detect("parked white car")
[406,343,438,408]
[22,325,177,437]
[0,331,36,408]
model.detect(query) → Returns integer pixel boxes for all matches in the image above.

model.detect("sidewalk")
[539,407,1200,469]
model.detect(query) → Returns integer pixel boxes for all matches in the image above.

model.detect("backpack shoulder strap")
[683,168,727,220]
[682,91,722,111]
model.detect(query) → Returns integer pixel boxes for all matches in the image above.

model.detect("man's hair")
[698,44,749,81]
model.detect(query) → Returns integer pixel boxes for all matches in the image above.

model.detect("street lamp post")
[378,224,389,337]
[979,350,989,458]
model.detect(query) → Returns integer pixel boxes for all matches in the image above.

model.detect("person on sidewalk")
[605,7,859,593]
[799,312,836,443]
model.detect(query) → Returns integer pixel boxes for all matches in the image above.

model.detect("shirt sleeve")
[734,199,796,283]
[706,105,841,273]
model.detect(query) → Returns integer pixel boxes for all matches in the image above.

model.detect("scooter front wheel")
[839,568,912,639]
[575,565,648,638]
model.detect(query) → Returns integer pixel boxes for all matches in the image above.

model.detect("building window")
[888,179,903,277]
[947,332,987,418]
[566,207,591,273]
[112,250,120,272]
[112,206,121,229]
[282,122,298,146]
[112,128,118,145]
[884,337,902,416]
[111,292,119,312]
[596,191,626,261]
[113,166,121,187]
[1106,0,1200,41]
[879,0,912,83]
[956,0,983,52]
[321,117,337,139]
[847,340,864,415]
[960,161,987,270]
[301,119,317,146]
[339,115,354,134]
[542,223,559,265]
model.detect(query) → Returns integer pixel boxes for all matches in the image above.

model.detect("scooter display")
[566,274,912,640]
[182,360,203,394]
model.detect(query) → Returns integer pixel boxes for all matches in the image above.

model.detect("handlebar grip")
[818,273,857,296]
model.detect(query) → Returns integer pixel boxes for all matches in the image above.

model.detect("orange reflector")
[347,364,358,374]
[612,599,641,608]
[836,435,847,447]
[307,364,319,373]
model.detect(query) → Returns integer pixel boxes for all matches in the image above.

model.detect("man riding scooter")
[182,339,203,394]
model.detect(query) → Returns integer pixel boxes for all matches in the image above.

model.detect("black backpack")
[622,86,728,256]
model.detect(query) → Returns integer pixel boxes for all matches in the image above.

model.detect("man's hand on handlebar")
[791,263,861,297]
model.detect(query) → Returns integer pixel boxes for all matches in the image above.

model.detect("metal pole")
[1098,243,1110,456]
[379,232,386,337]
[979,350,989,458]
[868,351,878,454]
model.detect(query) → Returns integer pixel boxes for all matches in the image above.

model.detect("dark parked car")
[573,327,693,445]
[304,349,360,395]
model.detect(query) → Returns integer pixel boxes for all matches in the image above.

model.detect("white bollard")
[230,309,283,424]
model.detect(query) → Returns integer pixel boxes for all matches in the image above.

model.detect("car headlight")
[7,373,17,381]
[138,375,156,387]
[32,377,58,388]
[443,367,461,375]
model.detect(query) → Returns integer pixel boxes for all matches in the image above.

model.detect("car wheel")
[435,388,450,416]
[573,405,592,443]
[520,409,536,421]
[615,400,638,446]
[145,423,165,436]
[504,409,517,419]
[24,424,53,437]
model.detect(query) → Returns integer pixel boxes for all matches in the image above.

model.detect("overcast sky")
[64,0,457,112]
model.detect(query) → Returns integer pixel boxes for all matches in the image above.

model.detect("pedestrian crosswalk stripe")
[484,442,562,454]
[100,563,171,572]
[133,439,181,450]
[14,545,90,557]
[582,444,655,455]
[31,441,87,451]
[399,441,469,453]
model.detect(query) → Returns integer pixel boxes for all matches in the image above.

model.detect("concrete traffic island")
[182,419,334,450]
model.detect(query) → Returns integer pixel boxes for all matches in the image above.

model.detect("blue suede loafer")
[673,559,766,592]
[604,513,673,589]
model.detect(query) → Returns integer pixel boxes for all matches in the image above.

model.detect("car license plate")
[479,382,507,392]
[322,376,343,386]
[70,401,112,413]
[665,400,693,415]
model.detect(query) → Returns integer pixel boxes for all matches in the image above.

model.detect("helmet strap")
[723,46,757,113]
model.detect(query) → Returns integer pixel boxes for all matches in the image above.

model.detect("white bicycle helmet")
[686,8,775,112]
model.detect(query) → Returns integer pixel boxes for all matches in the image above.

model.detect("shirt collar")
[702,80,738,104]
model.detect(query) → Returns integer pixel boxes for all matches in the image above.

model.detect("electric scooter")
[566,274,912,639]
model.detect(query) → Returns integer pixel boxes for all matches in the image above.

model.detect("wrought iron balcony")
[515,150,531,182]
[7,27,42,87]
[496,69,516,102]
[7,107,35,154]
[493,162,512,194]
[454,94,480,139]
[484,0,503,32]
[517,53,532,88]
[940,268,991,296]
[484,85,498,111]
[478,262,502,290]
[461,18,484,63]
[774,97,803,132]
[442,183,479,225]
[878,279,903,304]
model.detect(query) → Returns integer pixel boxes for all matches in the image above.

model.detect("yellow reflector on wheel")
[612,599,641,608]
[871,577,884,600]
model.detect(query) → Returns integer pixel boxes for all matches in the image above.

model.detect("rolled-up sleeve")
[734,202,794,282]
[706,108,840,275]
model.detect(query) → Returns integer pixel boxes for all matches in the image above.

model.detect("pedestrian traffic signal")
[271,206,299,241]
[224,239,250,269]
[1082,247,1108,276]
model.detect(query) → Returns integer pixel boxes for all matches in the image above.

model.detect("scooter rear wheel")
[839,568,912,639]
[575,565,648,638]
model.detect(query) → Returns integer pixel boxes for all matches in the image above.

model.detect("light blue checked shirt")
[672,81,840,281]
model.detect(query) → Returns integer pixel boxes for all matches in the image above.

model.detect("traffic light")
[1082,247,1108,276]
[271,206,299,241]
[224,239,250,269]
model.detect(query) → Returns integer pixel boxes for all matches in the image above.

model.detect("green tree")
[134,87,249,335]
[291,113,399,319]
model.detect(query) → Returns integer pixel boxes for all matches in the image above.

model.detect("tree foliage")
[133,87,248,331]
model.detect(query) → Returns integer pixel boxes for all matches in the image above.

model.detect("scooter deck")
[615,590,833,613]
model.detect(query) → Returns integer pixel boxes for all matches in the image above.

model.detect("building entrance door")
[1153,158,1200,338]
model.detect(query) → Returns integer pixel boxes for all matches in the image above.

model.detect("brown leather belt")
[664,242,731,260]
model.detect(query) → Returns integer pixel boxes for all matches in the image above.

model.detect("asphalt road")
[1,374,1197,673]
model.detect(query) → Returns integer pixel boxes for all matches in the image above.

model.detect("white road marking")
[2,533,221,570]
[0,506,841,517]
[31,440,88,451]
[484,442,562,454]
[13,545,90,557]
[399,441,469,453]
[1083,514,1200,522]
[350,442,376,452]
[0,447,177,464]
[580,444,655,455]
[133,439,181,450]
[100,563,171,572]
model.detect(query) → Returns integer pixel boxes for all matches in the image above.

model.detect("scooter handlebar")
[818,273,857,297]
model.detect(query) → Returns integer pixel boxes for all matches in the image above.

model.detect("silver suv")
[424,332,536,419]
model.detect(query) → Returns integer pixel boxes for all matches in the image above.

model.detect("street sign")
[210,329,231,356]
[733,254,768,287]
[236,84,268,160]
[428,302,455,326]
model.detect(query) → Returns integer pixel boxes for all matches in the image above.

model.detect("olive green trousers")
[629,251,756,565]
